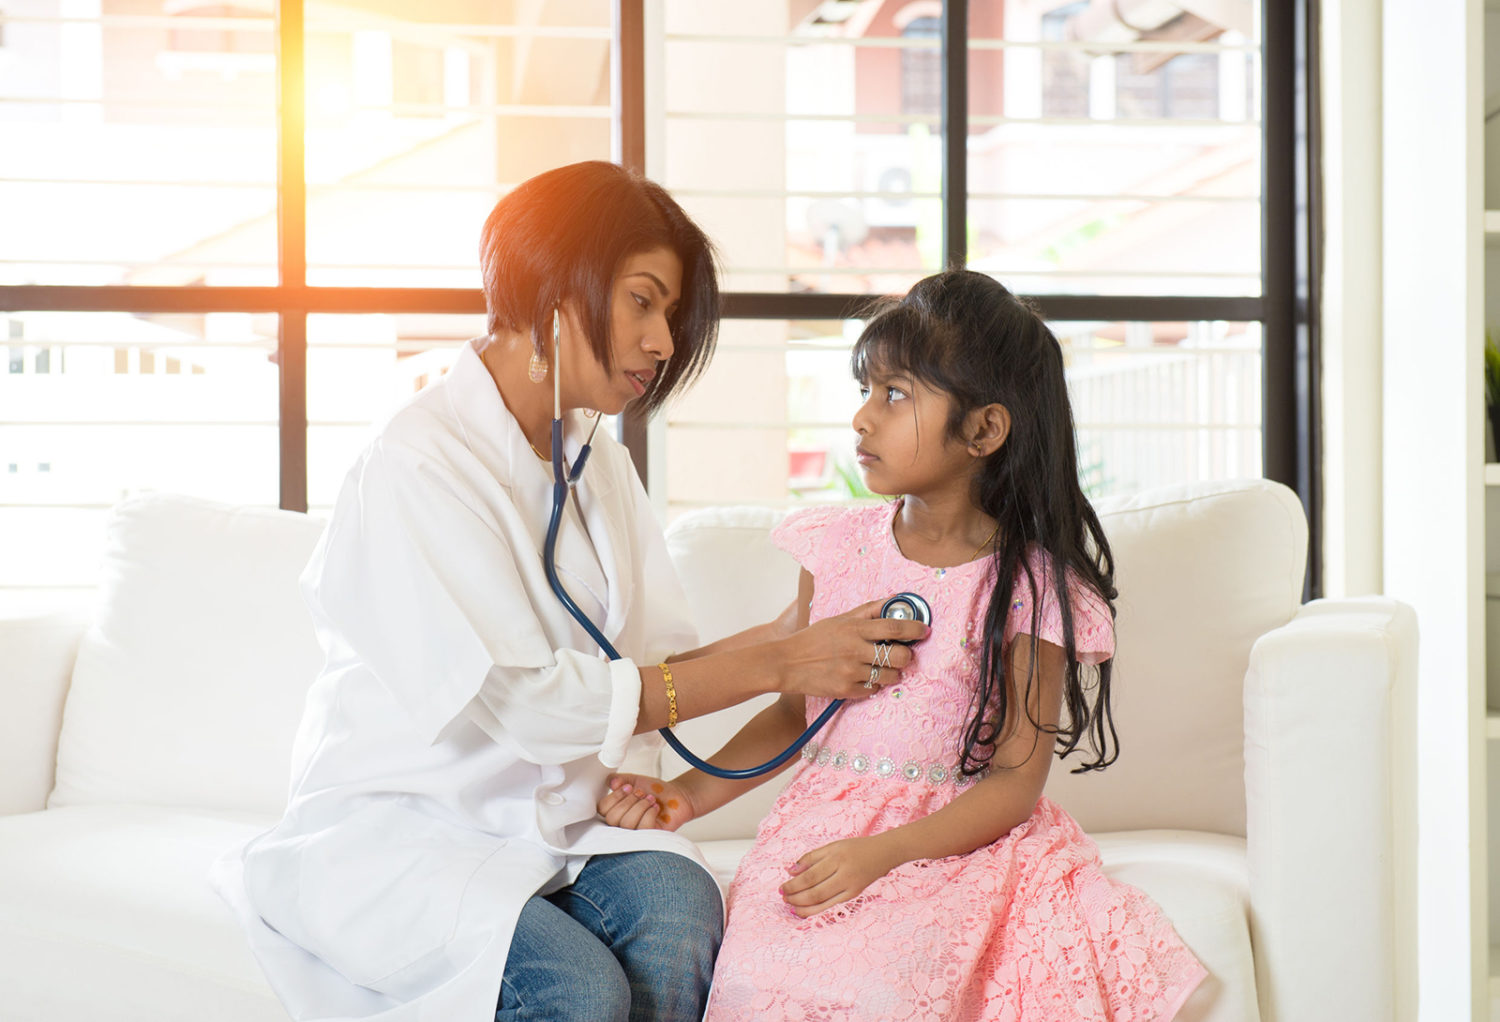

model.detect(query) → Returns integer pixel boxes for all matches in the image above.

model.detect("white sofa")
[0,479,1415,1022]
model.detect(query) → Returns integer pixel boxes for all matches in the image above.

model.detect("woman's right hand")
[772,599,927,699]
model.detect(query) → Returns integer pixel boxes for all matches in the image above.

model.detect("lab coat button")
[541,792,566,806]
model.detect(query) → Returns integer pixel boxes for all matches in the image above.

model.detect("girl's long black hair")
[852,269,1119,775]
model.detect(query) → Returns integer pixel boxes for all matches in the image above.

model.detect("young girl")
[598,270,1207,1021]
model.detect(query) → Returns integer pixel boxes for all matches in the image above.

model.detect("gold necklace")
[527,439,548,462]
[969,523,999,562]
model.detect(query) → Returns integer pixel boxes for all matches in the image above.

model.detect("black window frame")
[0,0,1320,594]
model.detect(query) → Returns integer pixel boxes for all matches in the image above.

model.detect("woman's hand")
[779,835,903,918]
[772,600,927,700]
[597,773,698,831]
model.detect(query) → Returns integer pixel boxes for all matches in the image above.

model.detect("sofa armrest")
[0,596,92,815]
[1244,596,1417,1022]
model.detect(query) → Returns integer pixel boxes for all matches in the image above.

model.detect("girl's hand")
[773,600,927,700]
[597,773,698,831]
[779,835,903,917]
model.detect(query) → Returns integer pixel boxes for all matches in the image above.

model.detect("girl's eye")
[631,292,650,310]
[886,386,907,402]
[858,386,871,400]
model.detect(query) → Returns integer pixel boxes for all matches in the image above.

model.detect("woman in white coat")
[214,161,925,1022]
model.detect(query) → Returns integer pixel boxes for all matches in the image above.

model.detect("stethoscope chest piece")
[879,592,931,644]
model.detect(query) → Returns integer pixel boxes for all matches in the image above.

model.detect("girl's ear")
[966,403,1011,457]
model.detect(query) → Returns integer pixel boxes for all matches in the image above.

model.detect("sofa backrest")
[47,479,1307,837]
[49,493,328,817]
[662,478,1309,841]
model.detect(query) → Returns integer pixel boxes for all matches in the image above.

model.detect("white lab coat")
[212,340,718,1022]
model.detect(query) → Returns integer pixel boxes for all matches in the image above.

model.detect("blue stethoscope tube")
[536,311,844,780]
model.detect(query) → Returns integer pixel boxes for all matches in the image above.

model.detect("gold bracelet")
[659,662,678,729]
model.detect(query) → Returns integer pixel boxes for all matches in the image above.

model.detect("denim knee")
[497,898,631,1022]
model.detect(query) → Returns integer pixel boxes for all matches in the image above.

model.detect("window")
[900,15,941,117]
[0,3,614,592]
[0,0,1316,594]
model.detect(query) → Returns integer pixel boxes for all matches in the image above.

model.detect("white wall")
[1379,2,1487,1021]
[1319,0,1383,602]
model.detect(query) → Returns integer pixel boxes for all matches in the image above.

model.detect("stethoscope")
[535,310,931,779]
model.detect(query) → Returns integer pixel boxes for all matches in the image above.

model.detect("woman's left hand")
[779,835,903,918]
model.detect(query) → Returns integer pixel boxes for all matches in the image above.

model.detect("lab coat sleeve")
[305,439,619,750]
[469,653,642,767]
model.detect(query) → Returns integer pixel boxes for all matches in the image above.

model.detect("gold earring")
[527,348,548,383]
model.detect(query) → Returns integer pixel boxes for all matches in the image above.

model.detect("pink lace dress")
[704,503,1207,1022]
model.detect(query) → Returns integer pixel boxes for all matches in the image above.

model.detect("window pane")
[665,318,868,517]
[663,4,943,295]
[968,0,1262,296]
[0,310,279,591]
[1058,319,1262,498]
[302,4,613,287]
[0,8,278,286]
[307,312,485,510]
[664,314,1261,517]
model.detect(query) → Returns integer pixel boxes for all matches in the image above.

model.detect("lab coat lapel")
[577,447,632,647]
[448,342,632,647]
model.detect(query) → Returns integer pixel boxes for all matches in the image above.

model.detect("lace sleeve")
[768,505,846,578]
[1004,554,1115,665]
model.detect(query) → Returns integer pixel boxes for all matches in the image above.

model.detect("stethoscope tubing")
[539,311,843,780]
[542,435,843,780]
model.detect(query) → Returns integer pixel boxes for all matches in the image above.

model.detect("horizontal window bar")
[0,287,1263,323]
[342,102,610,118]
[2,421,381,429]
[713,341,1263,356]
[0,98,603,118]
[666,110,939,126]
[0,421,281,427]
[0,178,275,190]
[0,258,277,269]
[666,420,1257,432]
[0,286,486,315]
[665,110,1257,129]
[302,20,612,40]
[673,188,1259,204]
[722,293,1263,321]
[0,96,274,112]
[0,339,274,351]
[0,14,611,40]
[0,15,272,29]
[666,34,1258,55]
[731,267,1256,279]
[0,180,1260,203]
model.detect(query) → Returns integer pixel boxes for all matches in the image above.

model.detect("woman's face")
[560,246,682,416]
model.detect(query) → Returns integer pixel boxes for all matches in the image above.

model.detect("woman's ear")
[966,403,1011,457]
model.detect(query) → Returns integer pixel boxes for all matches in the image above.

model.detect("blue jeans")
[495,851,722,1022]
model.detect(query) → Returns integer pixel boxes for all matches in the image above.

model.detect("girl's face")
[852,365,974,496]
[559,246,681,415]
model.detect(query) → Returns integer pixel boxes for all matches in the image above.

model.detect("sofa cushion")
[0,804,284,1022]
[662,507,799,842]
[49,493,327,816]
[1046,479,1307,837]
[662,479,1308,841]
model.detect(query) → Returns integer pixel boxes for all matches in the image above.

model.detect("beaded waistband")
[799,741,988,788]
